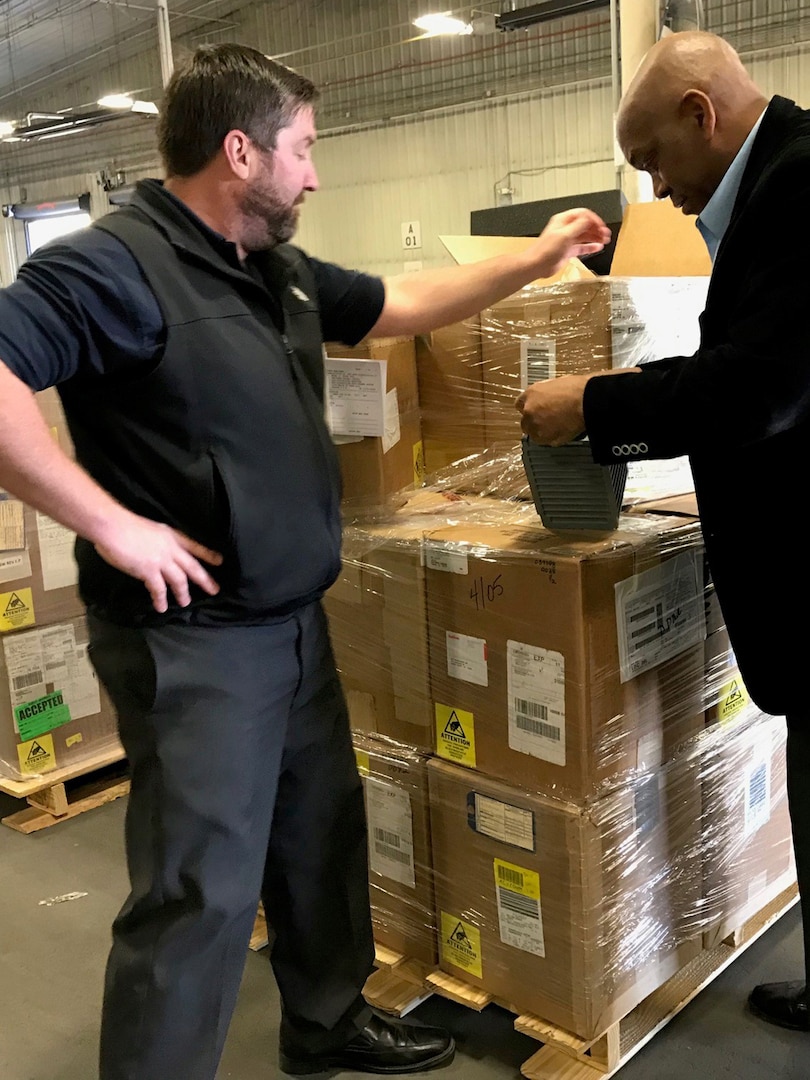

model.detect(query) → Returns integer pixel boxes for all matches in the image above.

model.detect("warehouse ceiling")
[0,1,808,152]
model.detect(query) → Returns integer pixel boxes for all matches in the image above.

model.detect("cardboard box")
[700,711,796,948]
[353,732,437,965]
[416,317,488,475]
[324,337,423,514]
[610,200,712,277]
[0,611,120,781]
[425,512,708,801]
[428,756,702,1038]
[480,275,709,452]
[326,494,530,752]
[438,216,708,502]
[0,500,84,635]
[0,387,83,635]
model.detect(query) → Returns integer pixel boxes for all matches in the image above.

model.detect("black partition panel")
[471,189,626,276]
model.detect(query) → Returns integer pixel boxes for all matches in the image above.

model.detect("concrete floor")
[0,792,807,1080]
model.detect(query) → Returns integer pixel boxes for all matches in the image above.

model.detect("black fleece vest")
[58,181,343,626]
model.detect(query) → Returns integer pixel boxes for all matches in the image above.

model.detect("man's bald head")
[617,32,768,215]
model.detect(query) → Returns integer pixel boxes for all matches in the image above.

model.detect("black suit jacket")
[585,95,810,715]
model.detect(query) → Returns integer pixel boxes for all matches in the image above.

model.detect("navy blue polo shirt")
[0,191,385,390]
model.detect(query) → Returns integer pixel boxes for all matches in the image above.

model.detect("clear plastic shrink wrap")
[326,494,794,1040]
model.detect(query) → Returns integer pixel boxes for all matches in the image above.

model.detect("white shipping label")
[507,641,565,766]
[0,549,33,586]
[381,388,401,454]
[4,630,47,721]
[38,624,100,721]
[743,755,771,838]
[0,498,25,552]
[36,512,79,591]
[520,338,556,388]
[494,860,545,957]
[366,778,416,888]
[615,550,706,683]
[446,632,488,687]
[3,628,98,735]
[473,793,534,852]
[624,457,695,504]
[424,542,468,576]
[325,357,387,438]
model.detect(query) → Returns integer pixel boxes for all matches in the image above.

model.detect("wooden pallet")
[362,881,799,1079]
[0,744,128,833]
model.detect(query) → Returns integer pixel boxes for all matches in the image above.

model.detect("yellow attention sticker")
[435,704,476,767]
[494,858,541,900]
[440,912,483,978]
[413,441,425,486]
[718,676,750,725]
[17,733,57,776]
[0,588,35,632]
[355,749,370,777]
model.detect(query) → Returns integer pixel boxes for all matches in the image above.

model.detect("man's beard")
[239,174,299,251]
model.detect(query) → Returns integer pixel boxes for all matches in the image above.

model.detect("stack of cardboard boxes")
[0,389,120,784]
[323,201,794,1041]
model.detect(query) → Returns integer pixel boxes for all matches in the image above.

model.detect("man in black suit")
[516,29,810,1031]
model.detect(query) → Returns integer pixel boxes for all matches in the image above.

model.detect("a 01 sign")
[401,220,422,250]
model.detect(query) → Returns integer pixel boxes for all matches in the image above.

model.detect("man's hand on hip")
[94,510,223,613]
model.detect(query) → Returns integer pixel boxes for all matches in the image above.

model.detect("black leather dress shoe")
[748,981,810,1030]
[279,1011,455,1075]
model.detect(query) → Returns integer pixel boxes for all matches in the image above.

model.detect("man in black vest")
[0,43,609,1080]
[517,30,810,1033]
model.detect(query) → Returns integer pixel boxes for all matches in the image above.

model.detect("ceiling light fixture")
[97,93,134,109]
[0,120,15,136]
[414,12,474,35]
[415,0,610,37]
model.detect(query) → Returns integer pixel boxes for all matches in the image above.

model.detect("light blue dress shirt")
[696,111,766,263]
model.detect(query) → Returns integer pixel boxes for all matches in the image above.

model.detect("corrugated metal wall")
[297,80,615,274]
[0,0,808,277]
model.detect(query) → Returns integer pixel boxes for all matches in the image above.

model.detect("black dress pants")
[88,602,374,1080]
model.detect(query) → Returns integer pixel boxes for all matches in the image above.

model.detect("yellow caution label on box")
[0,587,35,632]
[435,703,475,767]
[355,749,370,777]
[413,440,425,486]
[17,733,57,775]
[718,675,750,725]
[440,912,482,978]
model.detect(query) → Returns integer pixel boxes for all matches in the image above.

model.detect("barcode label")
[13,670,43,690]
[497,887,541,919]
[507,640,566,767]
[374,842,411,866]
[744,758,771,837]
[514,698,547,720]
[367,780,416,888]
[374,827,401,849]
[497,864,524,889]
[520,338,556,388]
[516,714,561,742]
[749,764,767,812]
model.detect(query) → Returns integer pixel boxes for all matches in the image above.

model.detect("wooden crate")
[0,744,128,833]
[357,882,798,1079]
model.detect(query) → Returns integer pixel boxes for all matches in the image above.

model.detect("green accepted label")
[15,691,72,742]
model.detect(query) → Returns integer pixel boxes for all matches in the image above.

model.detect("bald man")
[517,30,810,1031]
